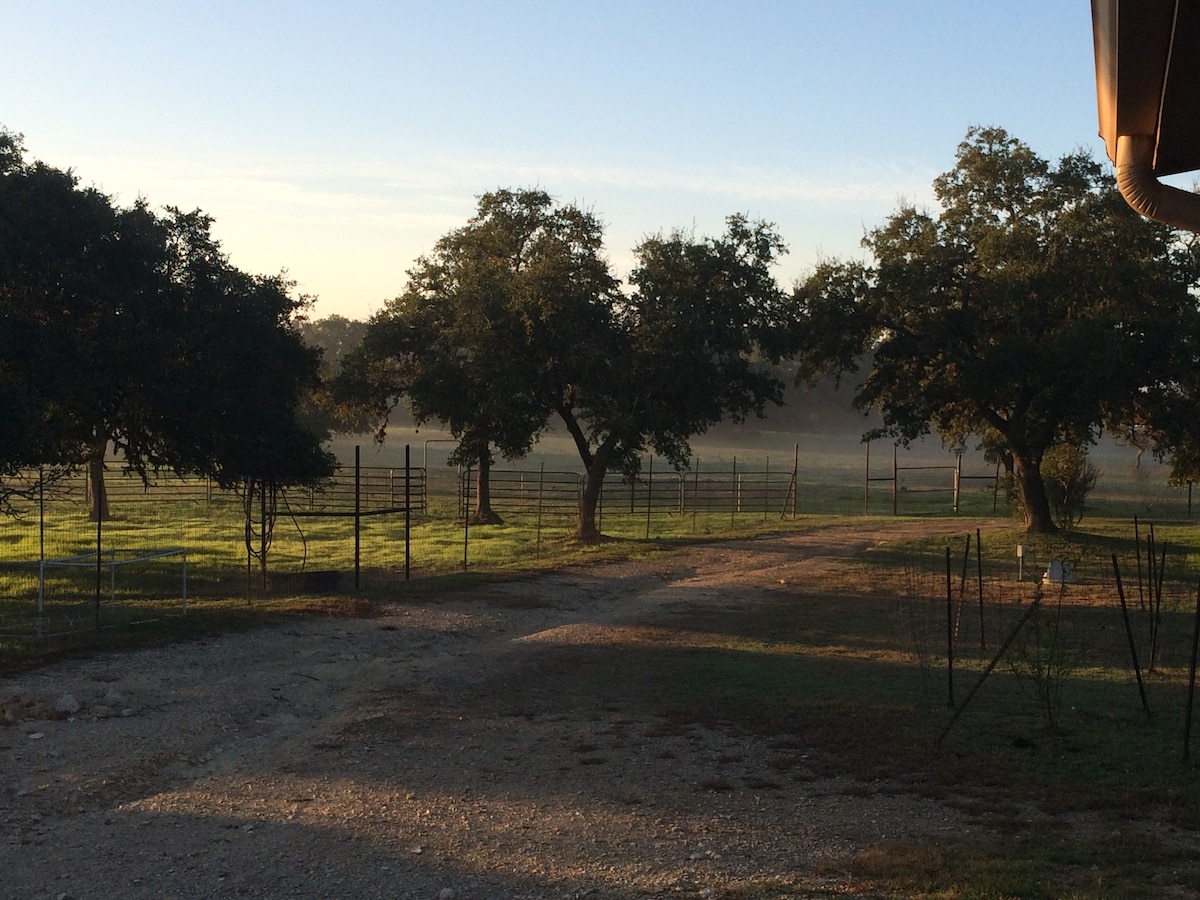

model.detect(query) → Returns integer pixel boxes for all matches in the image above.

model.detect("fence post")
[946,547,954,708]
[892,444,898,517]
[404,444,411,582]
[37,473,45,637]
[94,507,103,629]
[792,444,799,518]
[645,455,654,539]
[731,456,738,525]
[1184,581,1200,760]
[244,480,252,597]
[781,444,798,519]
[976,528,985,651]
[763,457,769,521]
[536,463,545,557]
[954,451,962,513]
[463,465,471,571]
[864,442,870,515]
[354,445,361,590]
[693,458,701,532]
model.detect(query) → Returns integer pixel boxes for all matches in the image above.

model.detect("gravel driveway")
[1,521,979,900]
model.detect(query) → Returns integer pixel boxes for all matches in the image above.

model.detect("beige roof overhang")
[1093,0,1200,228]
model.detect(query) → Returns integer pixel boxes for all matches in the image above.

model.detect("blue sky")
[5,2,1102,320]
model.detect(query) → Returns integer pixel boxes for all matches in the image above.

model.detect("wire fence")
[0,440,1192,638]
[887,530,1200,753]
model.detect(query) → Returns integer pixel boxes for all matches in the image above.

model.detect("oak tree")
[338,189,611,524]
[0,130,334,521]
[340,190,793,540]
[556,215,792,540]
[792,127,1200,532]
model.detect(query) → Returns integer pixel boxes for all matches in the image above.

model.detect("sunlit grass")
[7,482,1200,894]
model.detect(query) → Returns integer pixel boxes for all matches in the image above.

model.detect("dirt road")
[1,521,978,899]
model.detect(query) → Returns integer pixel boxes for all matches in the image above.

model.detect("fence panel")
[4,440,1193,637]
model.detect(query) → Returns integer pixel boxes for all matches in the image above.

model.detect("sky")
[4,2,1104,321]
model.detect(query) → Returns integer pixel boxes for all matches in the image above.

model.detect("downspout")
[1115,134,1200,232]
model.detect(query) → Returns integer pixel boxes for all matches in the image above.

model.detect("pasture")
[0,427,1192,645]
[3,422,1200,895]
[4,512,1200,897]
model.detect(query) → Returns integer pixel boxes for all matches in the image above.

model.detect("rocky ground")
[1,520,994,900]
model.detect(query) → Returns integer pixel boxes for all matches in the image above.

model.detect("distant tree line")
[7,125,1200,537]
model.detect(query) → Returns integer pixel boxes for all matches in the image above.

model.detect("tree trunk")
[1013,452,1056,534]
[87,439,111,522]
[554,404,615,542]
[574,463,605,542]
[468,454,503,525]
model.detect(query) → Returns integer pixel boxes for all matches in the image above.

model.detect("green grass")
[7,495,1200,894]
[420,509,1200,899]
[0,482,845,653]
[516,537,1200,897]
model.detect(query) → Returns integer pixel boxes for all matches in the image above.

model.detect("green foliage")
[551,213,794,540]
[0,128,334,508]
[1004,443,1100,531]
[622,215,792,466]
[1041,443,1099,531]
[339,191,793,540]
[299,314,368,374]
[336,189,617,525]
[792,126,1200,534]
[298,314,372,435]
[1166,434,1200,488]
[341,194,598,443]
[1007,588,1086,731]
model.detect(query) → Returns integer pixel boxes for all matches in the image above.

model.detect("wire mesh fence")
[1,439,1194,638]
[887,528,1200,753]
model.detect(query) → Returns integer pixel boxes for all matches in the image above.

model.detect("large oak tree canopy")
[0,128,334,518]
[337,189,615,526]
[339,189,792,540]
[792,126,1200,533]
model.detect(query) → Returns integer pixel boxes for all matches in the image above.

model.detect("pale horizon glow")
[5,2,1103,319]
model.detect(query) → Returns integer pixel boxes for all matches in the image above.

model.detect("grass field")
[452,515,1200,897]
[0,428,1193,643]
[5,448,1200,894]
[680,526,1200,898]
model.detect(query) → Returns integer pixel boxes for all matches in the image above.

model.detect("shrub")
[1042,443,1099,532]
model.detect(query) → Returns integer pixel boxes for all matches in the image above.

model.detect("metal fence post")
[954,451,962,513]
[864,441,870,515]
[731,456,738,525]
[536,463,544,557]
[645,455,654,539]
[463,465,471,571]
[354,445,361,590]
[763,457,770,521]
[892,444,899,517]
[404,444,411,581]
